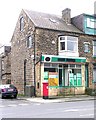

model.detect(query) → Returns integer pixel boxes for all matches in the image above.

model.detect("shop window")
[59,36,78,52]
[44,68,56,72]
[65,64,82,86]
[68,64,81,69]
[44,63,58,68]
[69,69,82,86]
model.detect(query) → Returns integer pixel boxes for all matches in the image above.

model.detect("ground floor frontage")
[9,54,96,97]
[35,54,89,97]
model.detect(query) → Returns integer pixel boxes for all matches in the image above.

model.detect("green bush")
[85,87,96,96]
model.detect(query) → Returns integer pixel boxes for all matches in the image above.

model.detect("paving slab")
[18,95,95,103]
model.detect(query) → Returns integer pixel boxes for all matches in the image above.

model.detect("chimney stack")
[62,8,71,24]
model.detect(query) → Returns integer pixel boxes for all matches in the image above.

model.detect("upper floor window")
[87,18,96,29]
[84,42,90,53]
[93,65,96,82]
[20,17,24,31]
[1,60,4,71]
[59,36,78,52]
[93,40,96,57]
[27,36,33,48]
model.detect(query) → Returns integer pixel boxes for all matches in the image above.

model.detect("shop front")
[41,55,86,97]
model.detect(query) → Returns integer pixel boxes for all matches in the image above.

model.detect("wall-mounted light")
[52,40,55,44]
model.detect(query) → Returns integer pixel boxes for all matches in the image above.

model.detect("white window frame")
[93,41,96,57]
[59,36,78,52]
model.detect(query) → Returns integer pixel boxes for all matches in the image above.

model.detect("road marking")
[19,103,29,106]
[64,109,79,112]
[0,105,5,108]
[80,108,94,111]
[8,104,17,107]
[34,103,41,105]
[80,114,94,117]
[47,108,55,111]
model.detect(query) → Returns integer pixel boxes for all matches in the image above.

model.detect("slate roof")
[24,9,83,34]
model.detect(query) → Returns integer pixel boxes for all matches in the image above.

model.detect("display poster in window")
[44,72,48,81]
[48,72,58,86]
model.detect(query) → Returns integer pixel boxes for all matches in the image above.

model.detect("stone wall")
[11,10,35,94]
[1,52,11,84]
[78,35,96,88]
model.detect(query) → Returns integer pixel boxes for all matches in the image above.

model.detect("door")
[59,69,62,86]
[85,65,89,87]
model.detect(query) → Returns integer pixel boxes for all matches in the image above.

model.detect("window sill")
[59,50,77,53]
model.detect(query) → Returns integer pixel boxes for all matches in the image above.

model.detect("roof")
[83,13,96,18]
[72,13,96,20]
[24,9,83,34]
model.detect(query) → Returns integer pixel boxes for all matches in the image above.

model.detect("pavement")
[18,95,95,103]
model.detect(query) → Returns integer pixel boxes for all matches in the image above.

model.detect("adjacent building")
[10,8,96,97]
[72,14,96,35]
[72,13,96,88]
[0,46,11,84]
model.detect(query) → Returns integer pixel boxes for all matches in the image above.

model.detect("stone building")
[0,46,11,84]
[11,8,96,97]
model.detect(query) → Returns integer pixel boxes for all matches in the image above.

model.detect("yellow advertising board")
[48,72,58,86]
[49,78,58,86]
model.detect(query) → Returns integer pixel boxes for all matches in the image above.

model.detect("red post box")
[43,82,48,99]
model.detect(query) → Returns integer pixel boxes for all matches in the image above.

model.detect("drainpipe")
[24,59,27,95]
[33,32,36,97]
[0,58,2,84]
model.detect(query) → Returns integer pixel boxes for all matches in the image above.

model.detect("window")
[27,36,33,48]
[93,41,96,57]
[1,60,4,71]
[93,68,96,82]
[20,17,24,31]
[59,36,78,52]
[59,36,65,50]
[86,18,96,28]
[84,42,90,53]
[68,64,82,86]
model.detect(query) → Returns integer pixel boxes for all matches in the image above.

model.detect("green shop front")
[41,55,86,97]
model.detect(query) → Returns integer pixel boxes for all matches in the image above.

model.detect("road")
[0,98,95,119]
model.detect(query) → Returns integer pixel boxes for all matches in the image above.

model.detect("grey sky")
[0,0,95,45]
